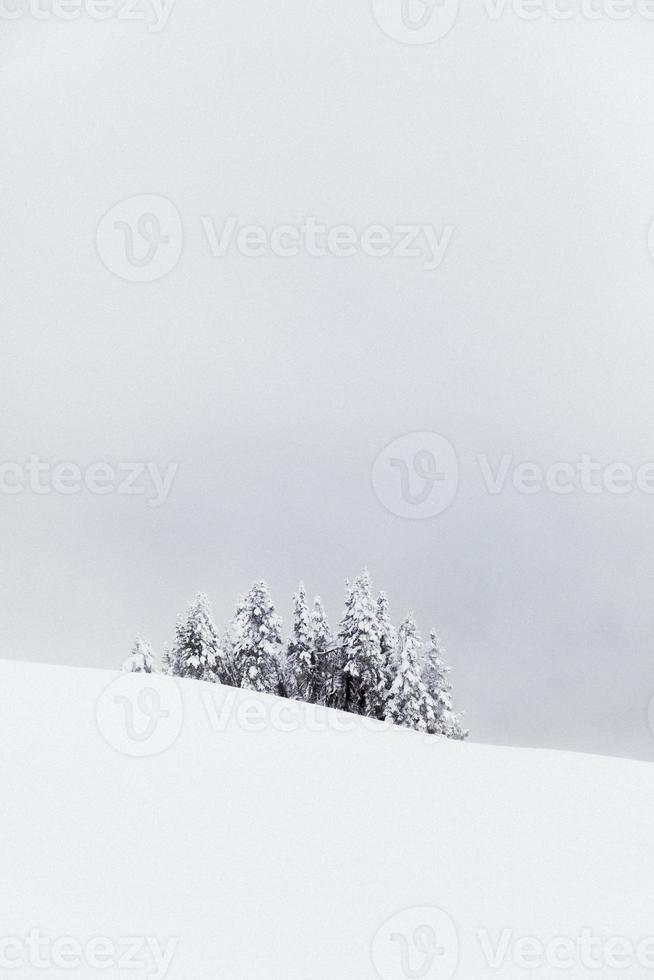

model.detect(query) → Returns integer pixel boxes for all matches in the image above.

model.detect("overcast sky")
[3,0,654,760]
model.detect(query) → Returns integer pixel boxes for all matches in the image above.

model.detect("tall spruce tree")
[386,614,436,733]
[270,646,291,699]
[233,581,283,694]
[423,629,468,739]
[376,591,397,700]
[216,618,240,688]
[161,645,178,676]
[170,593,221,681]
[224,595,247,686]
[286,583,315,700]
[122,637,155,674]
[335,571,386,717]
[311,596,333,705]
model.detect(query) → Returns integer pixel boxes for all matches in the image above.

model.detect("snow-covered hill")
[2,658,653,979]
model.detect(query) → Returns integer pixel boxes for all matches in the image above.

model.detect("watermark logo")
[0,931,178,979]
[478,453,654,497]
[201,216,453,271]
[484,0,654,22]
[371,0,654,42]
[371,0,460,44]
[371,907,459,980]
[372,432,459,520]
[477,926,654,970]
[201,687,396,736]
[96,673,184,757]
[0,457,178,508]
[373,435,654,519]
[97,202,453,276]
[96,194,183,282]
[0,0,176,30]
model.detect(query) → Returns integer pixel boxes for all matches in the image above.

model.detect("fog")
[3,1,654,759]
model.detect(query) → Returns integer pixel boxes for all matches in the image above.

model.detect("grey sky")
[3,1,654,760]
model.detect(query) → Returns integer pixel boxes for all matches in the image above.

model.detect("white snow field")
[2,658,654,980]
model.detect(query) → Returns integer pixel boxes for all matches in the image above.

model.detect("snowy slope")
[1,658,653,980]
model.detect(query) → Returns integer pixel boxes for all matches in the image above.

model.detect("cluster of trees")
[122,571,467,738]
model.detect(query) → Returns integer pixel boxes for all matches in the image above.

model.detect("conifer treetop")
[233,580,283,693]
[122,636,155,674]
[386,613,436,733]
[171,591,220,680]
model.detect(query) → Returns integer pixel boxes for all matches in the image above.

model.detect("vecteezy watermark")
[95,195,454,281]
[371,0,460,44]
[0,0,175,30]
[201,687,396,737]
[371,0,654,44]
[371,907,459,980]
[371,433,459,520]
[477,453,654,497]
[482,0,654,22]
[0,930,178,979]
[96,673,184,756]
[477,926,654,971]
[371,908,654,977]
[95,679,395,762]
[0,457,178,508]
[96,195,183,282]
[372,433,654,519]
[201,216,454,272]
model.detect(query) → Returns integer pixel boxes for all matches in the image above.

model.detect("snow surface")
[2,658,653,979]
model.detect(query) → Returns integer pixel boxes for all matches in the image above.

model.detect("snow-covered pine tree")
[335,571,386,718]
[311,596,333,705]
[215,620,239,688]
[376,591,397,701]
[223,595,247,686]
[122,637,155,674]
[386,614,436,733]
[422,629,468,739]
[270,646,291,699]
[286,583,315,700]
[161,647,174,675]
[169,593,221,681]
[232,581,283,694]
